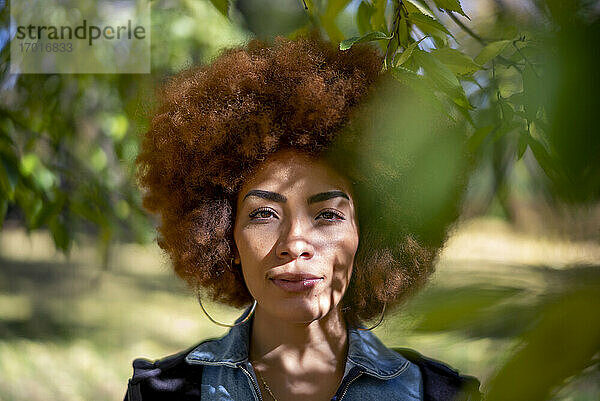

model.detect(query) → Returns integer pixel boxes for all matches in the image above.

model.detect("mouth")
[268,272,324,293]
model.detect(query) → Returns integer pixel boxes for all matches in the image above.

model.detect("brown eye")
[317,210,344,221]
[249,208,278,220]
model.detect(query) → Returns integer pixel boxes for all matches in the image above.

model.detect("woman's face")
[233,149,359,324]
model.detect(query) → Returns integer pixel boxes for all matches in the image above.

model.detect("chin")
[266,297,336,324]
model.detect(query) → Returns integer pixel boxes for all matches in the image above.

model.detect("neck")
[249,305,348,372]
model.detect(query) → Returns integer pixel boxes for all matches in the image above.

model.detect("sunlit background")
[0,0,599,400]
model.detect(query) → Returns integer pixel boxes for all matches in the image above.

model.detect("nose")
[276,217,315,261]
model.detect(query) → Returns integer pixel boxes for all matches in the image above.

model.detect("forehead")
[238,150,352,197]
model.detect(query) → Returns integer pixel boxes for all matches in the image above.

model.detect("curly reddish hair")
[135,33,454,326]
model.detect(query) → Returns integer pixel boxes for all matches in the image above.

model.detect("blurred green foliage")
[0,0,599,400]
[0,0,249,266]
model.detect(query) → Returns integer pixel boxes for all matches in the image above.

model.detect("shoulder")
[124,343,206,401]
[392,347,482,401]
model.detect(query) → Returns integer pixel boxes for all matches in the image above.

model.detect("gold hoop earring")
[356,302,386,331]
[197,297,257,328]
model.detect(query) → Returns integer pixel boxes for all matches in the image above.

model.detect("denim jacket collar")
[185,308,254,367]
[184,307,410,380]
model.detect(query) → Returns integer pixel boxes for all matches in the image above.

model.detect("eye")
[249,207,278,220]
[317,209,345,222]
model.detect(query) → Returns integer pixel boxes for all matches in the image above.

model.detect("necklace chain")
[253,366,279,401]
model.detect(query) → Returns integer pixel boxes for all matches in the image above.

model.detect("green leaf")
[431,47,483,75]
[209,0,229,18]
[389,65,420,81]
[322,18,344,43]
[30,191,65,229]
[522,63,543,123]
[408,13,453,42]
[288,24,313,40]
[0,156,19,198]
[20,153,38,176]
[474,40,511,65]
[49,214,70,252]
[467,125,495,153]
[461,75,484,90]
[371,0,388,34]
[506,91,526,106]
[431,0,467,17]
[526,135,558,182]
[357,1,375,35]
[413,285,520,332]
[340,31,393,51]
[413,49,473,109]
[389,66,453,120]
[517,131,529,160]
[325,0,352,17]
[404,0,435,18]
[486,286,600,401]
[397,16,410,47]
[20,192,43,230]
[323,0,352,42]
[457,102,475,127]
[0,119,16,146]
[385,36,399,70]
[499,101,515,127]
[493,120,520,142]
[395,37,427,67]
[104,114,129,142]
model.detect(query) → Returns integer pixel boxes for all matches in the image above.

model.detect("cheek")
[234,224,278,266]
[236,229,277,302]
[325,225,359,261]
[328,227,359,289]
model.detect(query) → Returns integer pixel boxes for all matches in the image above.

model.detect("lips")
[268,272,324,293]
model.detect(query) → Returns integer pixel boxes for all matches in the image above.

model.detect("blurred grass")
[0,216,599,400]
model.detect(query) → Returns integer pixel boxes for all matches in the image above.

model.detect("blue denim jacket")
[183,308,422,401]
[125,308,481,401]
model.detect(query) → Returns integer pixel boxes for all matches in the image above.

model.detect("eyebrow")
[242,189,350,205]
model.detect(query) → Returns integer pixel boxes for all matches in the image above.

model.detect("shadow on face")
[232,149,360,323]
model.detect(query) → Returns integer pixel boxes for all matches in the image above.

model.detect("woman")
[125,33,481,401]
